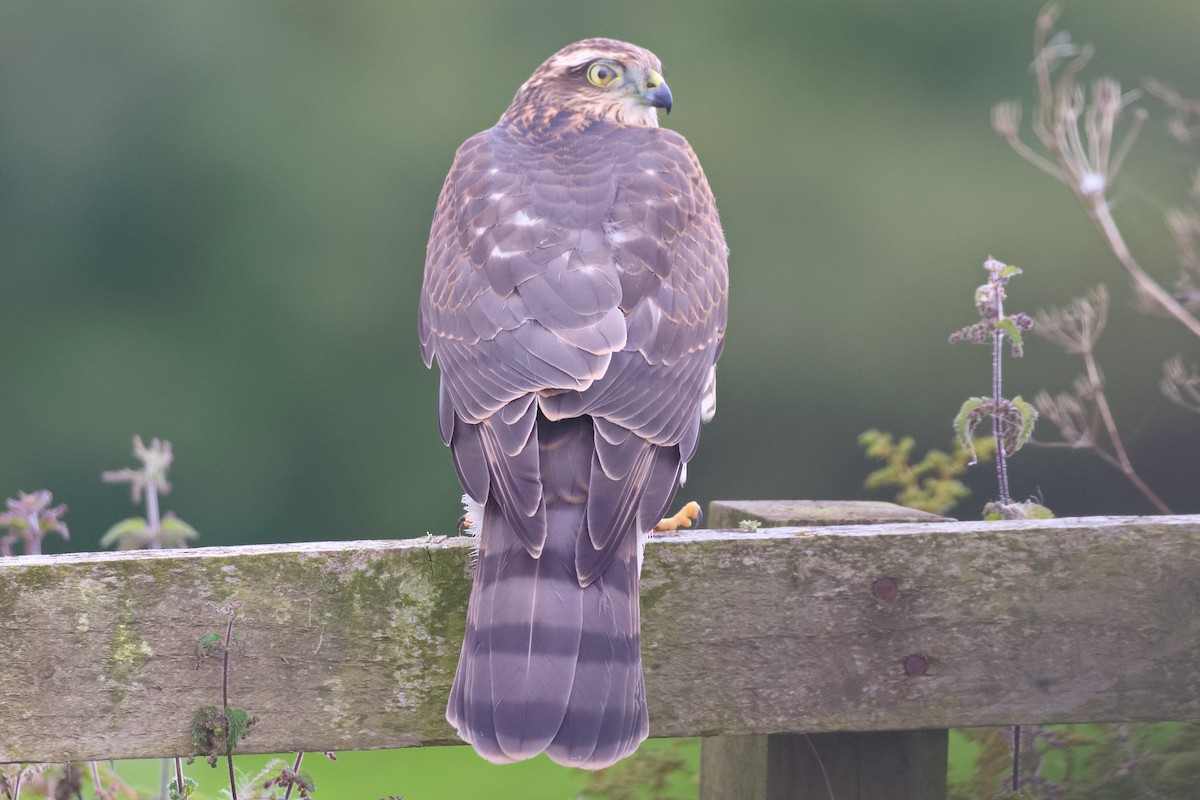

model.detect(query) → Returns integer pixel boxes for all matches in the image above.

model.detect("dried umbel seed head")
[1033,285,1110,354]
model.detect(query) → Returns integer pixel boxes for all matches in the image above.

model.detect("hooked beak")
[642,70,673,114]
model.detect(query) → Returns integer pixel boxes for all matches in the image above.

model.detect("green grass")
[104,726,1193,798]
[109,738,700,800]
[105,732,975,798]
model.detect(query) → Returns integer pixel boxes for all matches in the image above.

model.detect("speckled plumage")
[419,38,727,769]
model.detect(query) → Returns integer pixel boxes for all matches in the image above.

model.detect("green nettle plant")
[948,257,1046,521]
[0,490,69,556]
[186,601,338,800]
[190,603,257,799]
[860,258,1043,523]
[102,435,199,550]
[946,258,1045,796]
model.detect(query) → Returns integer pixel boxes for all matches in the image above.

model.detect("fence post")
[698,500,950,800]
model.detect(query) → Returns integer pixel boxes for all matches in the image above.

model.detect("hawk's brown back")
[420,110,727,445]
[422,42,727,767]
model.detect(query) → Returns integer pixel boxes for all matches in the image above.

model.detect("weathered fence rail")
[3,501,1200,799]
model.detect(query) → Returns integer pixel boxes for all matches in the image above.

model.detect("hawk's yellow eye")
[586,62,621,88]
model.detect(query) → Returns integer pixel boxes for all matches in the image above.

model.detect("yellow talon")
[654,501,702,532]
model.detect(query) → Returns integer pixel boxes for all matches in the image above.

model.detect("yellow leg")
[653,501,702,532]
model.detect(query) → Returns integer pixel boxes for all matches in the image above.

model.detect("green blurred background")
[3,0,1199,548]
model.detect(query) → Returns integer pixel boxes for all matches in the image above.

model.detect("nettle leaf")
[189,705,225,760]
[160,514,200,547]
[970,436,998,463]
[974,284,991,307]
[982,502,1006,521]
[295,771,316,793]
[983,500,1055,520]
[953,397,988,462]
[195,632,222,664]
[987,395,1040,456]
[224,707,256,752]
[997,317,1025,358]
[190,705,258,760]
[99,517,148,549]
[1021,501,1055,519]
[1008,395,1039,454]
[998,264,1023,279]
[168,776,198,800]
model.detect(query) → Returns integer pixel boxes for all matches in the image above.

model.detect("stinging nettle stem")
[146,482,161,551]
[223,613,238,800]
[281,752,305,800]
[993,296,1012,506]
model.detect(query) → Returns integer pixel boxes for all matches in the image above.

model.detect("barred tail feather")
[547,531,647,768]
[447,500,582,763]
[446,416,652,769]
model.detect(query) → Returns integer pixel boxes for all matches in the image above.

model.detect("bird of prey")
[419,38,728,769]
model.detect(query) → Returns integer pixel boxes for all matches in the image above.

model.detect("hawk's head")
[505,38,672,128]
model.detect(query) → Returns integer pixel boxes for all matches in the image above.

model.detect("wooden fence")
[3,500,1200,799]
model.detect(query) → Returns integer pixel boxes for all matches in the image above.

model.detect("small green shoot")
[168,775,198,800]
